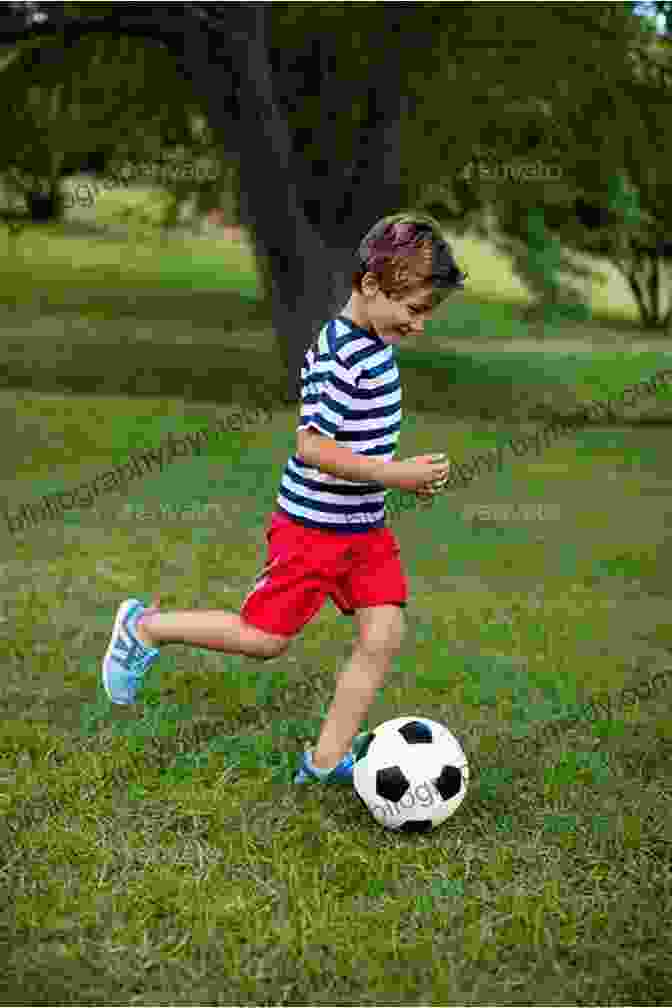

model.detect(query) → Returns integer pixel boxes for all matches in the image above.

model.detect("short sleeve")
[297,355,359,439]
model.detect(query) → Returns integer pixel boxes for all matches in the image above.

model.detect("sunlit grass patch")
[0,222,261,300]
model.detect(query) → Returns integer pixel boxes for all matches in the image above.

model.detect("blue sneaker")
[293,733,369,785]
[102,599,161,704]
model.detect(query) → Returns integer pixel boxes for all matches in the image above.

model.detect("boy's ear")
[361,271,382,296]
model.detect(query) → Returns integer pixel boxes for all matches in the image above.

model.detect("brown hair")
[352,210,468,301]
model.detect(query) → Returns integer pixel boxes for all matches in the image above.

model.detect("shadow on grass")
[1,288,272,329]
[0,331,579,424]
[1,287,670,422]
[0,341,290,410]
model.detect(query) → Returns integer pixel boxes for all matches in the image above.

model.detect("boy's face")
[355,273,437,345]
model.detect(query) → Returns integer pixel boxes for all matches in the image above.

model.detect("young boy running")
[101,211,466,784]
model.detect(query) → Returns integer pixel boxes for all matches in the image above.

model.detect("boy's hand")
[408,454,451,501]
[391,454,450,495]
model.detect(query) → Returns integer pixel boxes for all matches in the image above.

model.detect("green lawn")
[1,222,671,1005]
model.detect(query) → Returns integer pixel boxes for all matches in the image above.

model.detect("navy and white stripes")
[276,316,402,532]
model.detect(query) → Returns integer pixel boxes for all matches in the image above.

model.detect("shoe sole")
[102,598,141,705]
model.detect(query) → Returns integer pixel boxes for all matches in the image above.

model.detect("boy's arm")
[296,427,394,487]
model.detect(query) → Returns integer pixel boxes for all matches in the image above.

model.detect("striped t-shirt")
[275,315,402,532]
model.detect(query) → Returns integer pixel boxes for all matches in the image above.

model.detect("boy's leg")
[133,513,321,662]
[136,603,290,659]
[312,604,405,769]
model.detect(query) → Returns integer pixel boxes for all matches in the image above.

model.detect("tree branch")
[0,3,192,51]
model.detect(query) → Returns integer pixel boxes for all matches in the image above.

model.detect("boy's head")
[345,211,468,345]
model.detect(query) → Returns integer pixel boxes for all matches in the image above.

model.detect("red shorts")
[240,510,408,637]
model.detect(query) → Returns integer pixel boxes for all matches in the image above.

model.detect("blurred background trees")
[0,1,670,397]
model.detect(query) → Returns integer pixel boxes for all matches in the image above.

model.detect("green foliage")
[524,207,573,323]
[608,174,642,228]
[0,29,212,215]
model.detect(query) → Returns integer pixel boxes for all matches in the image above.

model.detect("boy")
[101,211,466,784]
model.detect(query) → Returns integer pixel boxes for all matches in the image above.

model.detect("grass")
[1,218,672,1005]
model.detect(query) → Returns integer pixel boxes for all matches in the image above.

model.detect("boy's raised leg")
[102,597,290,705]
[137,604,289,658]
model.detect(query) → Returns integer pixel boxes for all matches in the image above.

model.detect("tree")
[0,1,430,399]
[194,2,438,395]
[438,3,672,331]
[0,20,209,226]
[2,0,669,401]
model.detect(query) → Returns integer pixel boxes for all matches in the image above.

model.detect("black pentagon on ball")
[434,765,463,800]
[398,720,433,743]
[376,765,411,802]
[399,819,433,834]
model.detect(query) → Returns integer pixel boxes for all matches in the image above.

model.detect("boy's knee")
[356,605,406,655]
[257,641,289,659]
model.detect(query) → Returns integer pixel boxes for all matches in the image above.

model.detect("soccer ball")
[353,715,469,833]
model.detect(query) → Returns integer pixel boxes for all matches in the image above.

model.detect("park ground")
[0,196,671,1005]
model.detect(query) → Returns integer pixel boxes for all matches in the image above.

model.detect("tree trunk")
[624,254,671,329]
[180,3,335,402]
[308,85,411,301]
[180,4,407,402]
[647,250,661,327]
[627,270,654,326]
[613,236,672,329]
